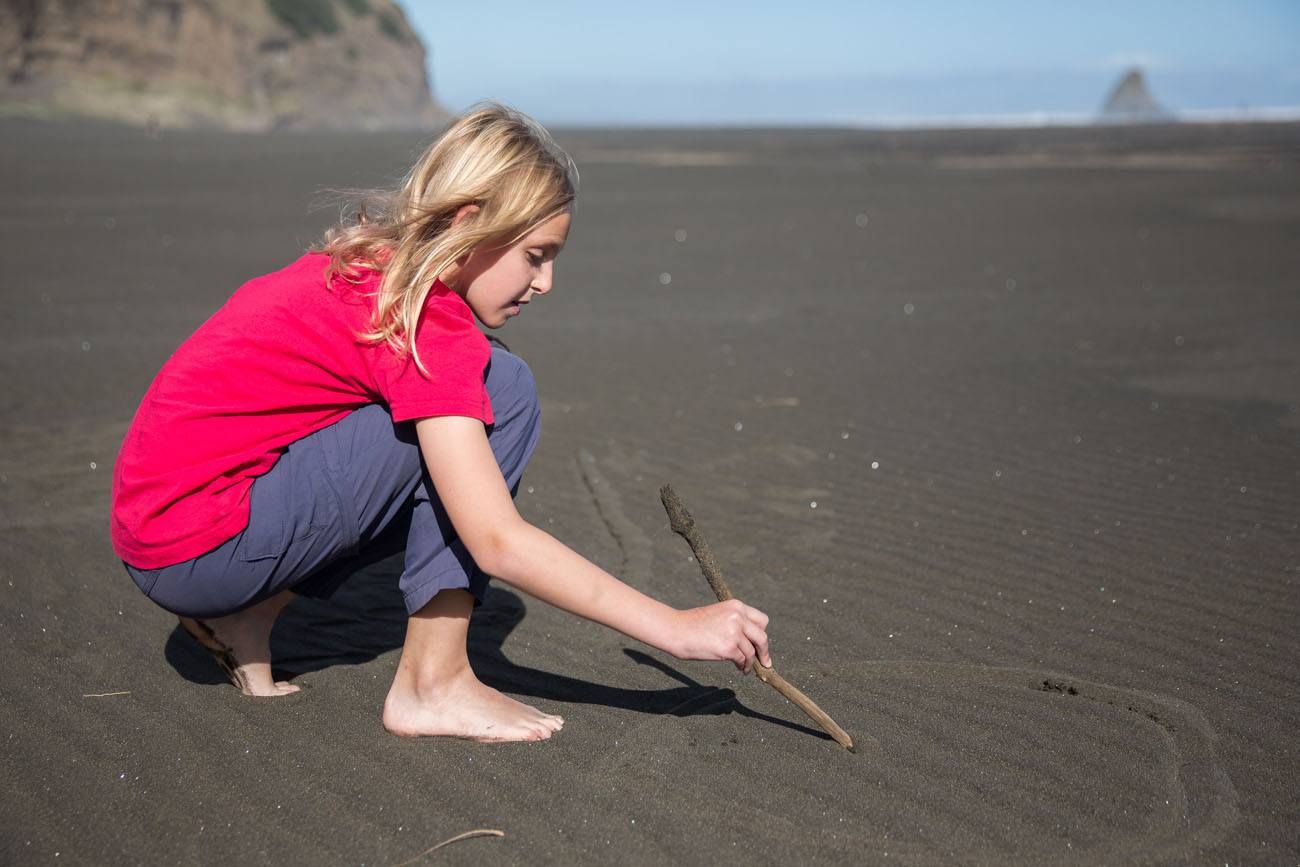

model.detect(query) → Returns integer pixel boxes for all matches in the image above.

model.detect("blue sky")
[401,1,1300,125]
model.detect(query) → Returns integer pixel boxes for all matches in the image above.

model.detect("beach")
[1,118,1297,864]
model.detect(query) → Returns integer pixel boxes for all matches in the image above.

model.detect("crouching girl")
[111,103,770,741]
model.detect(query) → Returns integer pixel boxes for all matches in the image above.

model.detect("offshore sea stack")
[1099,67,1169,123]
[0,0,447,131]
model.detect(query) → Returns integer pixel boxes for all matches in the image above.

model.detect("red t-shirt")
[111,253,494,569]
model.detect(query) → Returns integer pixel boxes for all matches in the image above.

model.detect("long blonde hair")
[320,103,578,374]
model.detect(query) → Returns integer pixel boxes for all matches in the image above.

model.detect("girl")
[111,104,771,742]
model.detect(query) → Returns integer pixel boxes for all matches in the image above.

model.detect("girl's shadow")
[164,557,826,739]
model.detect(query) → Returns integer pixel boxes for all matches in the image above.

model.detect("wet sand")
[1,118,1298,864]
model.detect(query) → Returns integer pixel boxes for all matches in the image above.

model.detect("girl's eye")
[527,251,544,266]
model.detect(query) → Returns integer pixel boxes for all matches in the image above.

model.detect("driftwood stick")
[385,829,505,867]
[659,484,855,752]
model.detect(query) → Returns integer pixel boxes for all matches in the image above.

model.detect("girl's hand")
[671,599,772,673]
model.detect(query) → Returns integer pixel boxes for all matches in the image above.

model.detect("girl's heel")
[178,616,252,693]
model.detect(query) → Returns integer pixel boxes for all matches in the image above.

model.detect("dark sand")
[2,118,1298,865]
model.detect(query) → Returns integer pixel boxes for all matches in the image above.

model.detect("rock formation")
[1100,67,1168,122]
[0,0,447,130]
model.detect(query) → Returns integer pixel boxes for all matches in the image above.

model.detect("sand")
[1,117,1297,865]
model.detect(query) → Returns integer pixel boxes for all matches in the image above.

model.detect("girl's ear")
[449,204,482,273]
[451,203,480,229]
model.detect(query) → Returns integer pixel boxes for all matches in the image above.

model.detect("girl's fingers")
[743,631,769,670]
[743,620,771,667]
[695,600,772,670]
[736,635,757,673]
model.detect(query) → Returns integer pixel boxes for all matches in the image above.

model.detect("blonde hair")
[319,102,578,374]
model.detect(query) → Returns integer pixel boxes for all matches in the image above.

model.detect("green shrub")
[266,0,341,38]
[339,0,371,15]
[377,8,406,41]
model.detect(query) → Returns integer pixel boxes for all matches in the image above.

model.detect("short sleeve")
[370,288,494,425]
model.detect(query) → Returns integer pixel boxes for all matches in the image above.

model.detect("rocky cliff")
[0,0,447,130]
[1100,68,1168,122]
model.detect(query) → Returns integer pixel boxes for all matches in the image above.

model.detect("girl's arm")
[415,416,771,671]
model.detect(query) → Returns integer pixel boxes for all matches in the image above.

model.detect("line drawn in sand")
[571,449,1239,865]
[577,448,655,582]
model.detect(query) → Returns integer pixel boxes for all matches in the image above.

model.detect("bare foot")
[382,664,563,741]
[179,591,299,697]
[386,588,563,741]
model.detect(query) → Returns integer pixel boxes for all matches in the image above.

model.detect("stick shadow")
[163,558,828,741]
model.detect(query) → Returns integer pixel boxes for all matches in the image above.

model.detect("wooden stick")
[385,829,504,867]
[660,484,855,752]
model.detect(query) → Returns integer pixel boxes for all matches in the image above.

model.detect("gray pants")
[124,347,540,619]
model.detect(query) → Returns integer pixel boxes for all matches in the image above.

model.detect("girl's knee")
[485,348,539,426]
[480,349,541,484]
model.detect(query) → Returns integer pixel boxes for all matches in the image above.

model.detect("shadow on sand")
[164,559,828,741]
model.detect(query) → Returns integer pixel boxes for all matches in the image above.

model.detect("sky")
[401,1,1300,126]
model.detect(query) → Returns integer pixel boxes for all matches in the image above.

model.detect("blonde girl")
[111,104,771,741]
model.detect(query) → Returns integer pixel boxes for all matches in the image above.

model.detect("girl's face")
[454,211,571,329]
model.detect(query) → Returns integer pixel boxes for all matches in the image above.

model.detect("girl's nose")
[532,263,553,294]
